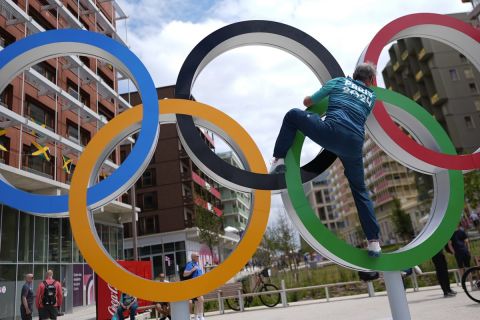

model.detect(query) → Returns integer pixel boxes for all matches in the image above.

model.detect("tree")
[195,207,224,262]
[253,225,278,267]
[275,210,299,271]
[465,170,480,209]
[391,198,414,241]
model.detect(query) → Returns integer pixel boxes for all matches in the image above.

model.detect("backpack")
[42,280,57,306]
[179,263,193,281]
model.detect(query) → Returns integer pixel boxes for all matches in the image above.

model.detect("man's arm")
[21,287,31,314]
[304,78,338,107]
[35,283,44,309]
[448,240,455,255]
[56,282,63,307]
[183,262,197,277]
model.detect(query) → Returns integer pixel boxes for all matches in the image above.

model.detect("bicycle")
[225,268,281,310]
[461,265,480,303]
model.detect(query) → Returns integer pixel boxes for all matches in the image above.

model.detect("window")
[0,26,15,47]
[315,191,323,204]
[449,69,459,81]
[66,121,91,146]
[138,215,159,235]
[465,116,475,129]
[99,103,114,121]
[464,68,474,79]
[139,192,157,211]
[28,5,55,30]
[25,97,55,129]
[66,80,90,108]
[137,168,156,188]
[469,82,478,94]
[0,84,13,109]
[32,61,56,83]
[317,207,326,220]
[79,56,90,68]
[67,121,79,142]
[22,144,55,177]
[97,68,114,88]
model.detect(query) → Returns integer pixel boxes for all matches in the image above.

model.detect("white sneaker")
[413,265,422,275]
[367,241,381,257]
[269,158,286,174]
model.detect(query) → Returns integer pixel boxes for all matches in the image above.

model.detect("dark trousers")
[432,251,452,295]
[273,108,380,240]
[38,305,58,320]
[20,305,32,320]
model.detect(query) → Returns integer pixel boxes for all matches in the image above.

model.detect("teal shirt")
[311,77,376,138]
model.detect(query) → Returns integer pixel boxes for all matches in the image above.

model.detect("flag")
[0,129,7,152]
[31,141,50,161]
[62,155,73,174]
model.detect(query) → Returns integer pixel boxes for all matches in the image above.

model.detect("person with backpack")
[182,252,204,320]
[35,270,63,320]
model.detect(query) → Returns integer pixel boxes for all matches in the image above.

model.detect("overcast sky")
[115,0,472,223]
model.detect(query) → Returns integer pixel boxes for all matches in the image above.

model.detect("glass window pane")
[17,264,34,281]
[18,213,34,262]
[164,242,174,252]
[151,244,163,254]
[34,216,48,262]
[165,253,175,277]
[152,255,163,278]
[48,218,60,262]
[72,239,83,263]
[0,206,19,262]
[109,226,117,259]
[61,218,72,263]
[117,227,124,260]
[175,241,185,251]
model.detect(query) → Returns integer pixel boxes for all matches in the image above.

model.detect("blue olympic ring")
[0,30,159,214]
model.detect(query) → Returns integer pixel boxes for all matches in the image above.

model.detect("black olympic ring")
[174,20,343,191]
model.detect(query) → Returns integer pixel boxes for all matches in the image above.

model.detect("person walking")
[432,250,457,297]
[270,63,381,256]
[448,224,472,277]
[20,273,34,320]
[35,270,63,320]
[183,253,205,320]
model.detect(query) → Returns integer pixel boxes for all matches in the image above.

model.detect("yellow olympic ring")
[69,99,271,301]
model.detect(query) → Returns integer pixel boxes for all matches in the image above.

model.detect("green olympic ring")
[285,87,464,271]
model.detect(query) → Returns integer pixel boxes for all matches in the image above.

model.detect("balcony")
[401,50,409,61]
[417,47,432,61]
[392,61,400,72]
[194,194,223,217]
[413,91,421,102]
[415,70,424,82]
[192,171,221,199]
[430,93,446,106]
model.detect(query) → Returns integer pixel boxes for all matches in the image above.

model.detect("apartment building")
[0,0,131,317]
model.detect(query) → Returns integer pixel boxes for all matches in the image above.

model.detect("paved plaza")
[62,285,479,320]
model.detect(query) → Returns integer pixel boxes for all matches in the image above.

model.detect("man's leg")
[117,306,125,320]
[273,108,335,159]
[197,296,204,317]
[340,155,380,242]
[130,304,137,320]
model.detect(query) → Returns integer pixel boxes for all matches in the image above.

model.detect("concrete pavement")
[62,285,479,320]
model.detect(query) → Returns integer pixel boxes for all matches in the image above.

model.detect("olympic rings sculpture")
[0,13,478,301]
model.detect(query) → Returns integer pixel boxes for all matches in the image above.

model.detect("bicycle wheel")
[461,266,480,303]
[259,284,281,307]
[225,289,249,311]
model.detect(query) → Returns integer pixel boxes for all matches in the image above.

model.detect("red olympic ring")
[363,13,480,170]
